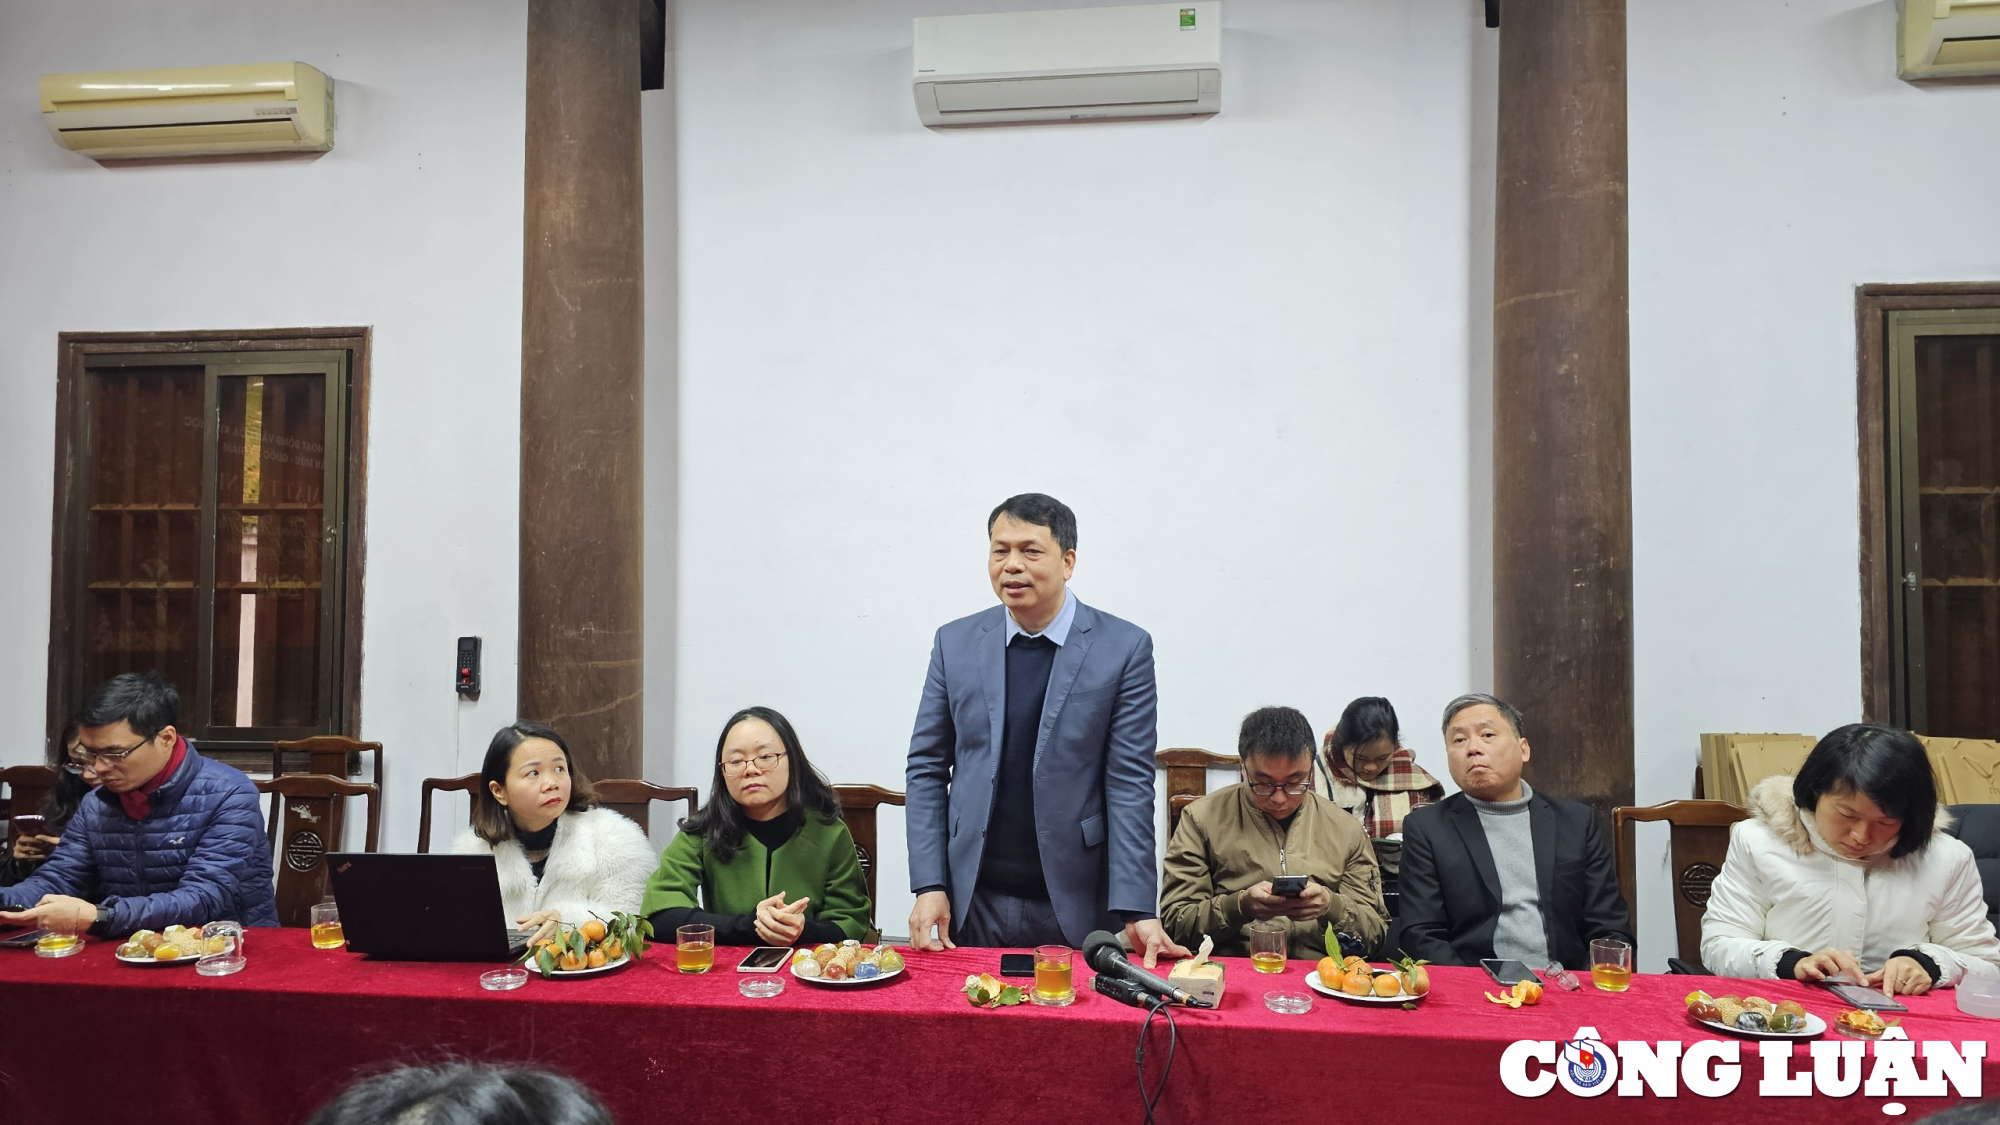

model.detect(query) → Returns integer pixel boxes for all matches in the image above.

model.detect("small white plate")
[116,951,200,967]
[544,954,632,979]
[790,961,904,986]
[1306,970,1426,1005]
[1692,1012,1826,1040]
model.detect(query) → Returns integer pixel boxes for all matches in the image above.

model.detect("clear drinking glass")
[197,920,247,976]
[310,901,344,949]
[1590,938,1633,992]
[1249,920,1288,973]
[677,924,715,973]
[1032,945,1075,1007]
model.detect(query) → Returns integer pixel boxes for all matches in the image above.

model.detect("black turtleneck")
[517,819,557,881]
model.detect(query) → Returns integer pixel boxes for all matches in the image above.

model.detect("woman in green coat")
[643,706,872,946]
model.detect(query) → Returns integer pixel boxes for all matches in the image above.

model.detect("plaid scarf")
[1318,738,1444,839]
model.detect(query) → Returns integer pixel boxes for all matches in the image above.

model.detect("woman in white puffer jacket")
[1701,723,2000,995]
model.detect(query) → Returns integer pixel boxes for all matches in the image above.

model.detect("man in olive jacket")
[1160,706,1388,959]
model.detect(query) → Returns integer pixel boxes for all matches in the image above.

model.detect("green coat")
[641,813,874,942]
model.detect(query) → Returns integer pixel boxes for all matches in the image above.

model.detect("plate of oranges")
[1307,954,1431,1005]
[114,924,221,966]
[526,913,649,979]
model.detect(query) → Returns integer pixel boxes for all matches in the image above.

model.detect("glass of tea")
[1032,944,1075,1007]
[677,924,715,973]
[309,901,344,950]
[1249,920,1288,973]
[1590,937,1632,992]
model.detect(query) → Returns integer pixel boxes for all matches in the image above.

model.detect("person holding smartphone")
[0,720,93,888]
[1159,707,1388,960]
[1701,724,2000,995]
[642,707,872,946]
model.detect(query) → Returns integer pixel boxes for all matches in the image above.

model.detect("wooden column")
[519,0,644,783]
[1492,0,1632,821]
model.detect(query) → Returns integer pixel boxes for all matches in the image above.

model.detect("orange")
[604,939,624,962]
[1342,970,1374,996]
[1372,973,1402,998]
[1315,956,1342,988]
[581,919,608,944]
[587,948,608,969]
[1513,980,1543,1005]
[558,951,585,971]
[1343,955,1367,970]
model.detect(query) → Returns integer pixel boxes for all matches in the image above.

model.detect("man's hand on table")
[1124,918,1188,969]
[909,890,955,951]
[0,895,97,933]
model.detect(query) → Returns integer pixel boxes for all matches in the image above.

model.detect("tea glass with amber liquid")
[677,924,715,973]
[1590,937,1632,992]
[310,901,345,950]
[1032,944,1075,1006]
[1249,920,1288,973]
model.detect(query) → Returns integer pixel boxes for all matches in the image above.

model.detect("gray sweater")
[1469,781,1548,965]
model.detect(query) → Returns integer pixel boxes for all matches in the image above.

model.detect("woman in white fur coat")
[1701,723,2000,995]
[451,722,656,942]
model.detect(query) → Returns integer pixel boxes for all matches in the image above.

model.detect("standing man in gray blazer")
[906,494,1187,965]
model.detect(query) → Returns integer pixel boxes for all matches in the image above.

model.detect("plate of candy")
[1684,991,1825,1039]
[790,940,905,985]
[114,924,221,966]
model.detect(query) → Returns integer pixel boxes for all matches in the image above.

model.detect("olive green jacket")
[641,813,874,942]
[1160,784,1388,959]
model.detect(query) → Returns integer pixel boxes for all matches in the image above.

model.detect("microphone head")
[1082,930,1124,972]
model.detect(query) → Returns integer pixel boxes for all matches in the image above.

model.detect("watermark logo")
[1556,1029,1617,1096]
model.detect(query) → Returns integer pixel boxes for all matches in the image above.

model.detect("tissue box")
[1168,958,1226,1006]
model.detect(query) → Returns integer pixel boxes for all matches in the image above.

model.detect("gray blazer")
[905,597,1160,946]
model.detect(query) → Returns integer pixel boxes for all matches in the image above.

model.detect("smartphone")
[737,946,792,973]
[1821,982,1910,1012]
[0,929,50,949]
[1481,958,1539,986]
[999,952,1035,977]
[10,815,48,839]
[1270,875,1308,897]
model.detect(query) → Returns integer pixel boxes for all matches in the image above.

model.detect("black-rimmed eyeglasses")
[722,750,788,776]
[64,737,151,775]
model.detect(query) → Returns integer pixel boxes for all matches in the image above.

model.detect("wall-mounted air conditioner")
[913,2,1221,127]
[1900,0,2000,79]
[41,62,335,160]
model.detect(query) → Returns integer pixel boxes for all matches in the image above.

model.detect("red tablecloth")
[1,935,1994,1123]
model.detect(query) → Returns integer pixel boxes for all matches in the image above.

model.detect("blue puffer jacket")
[0,747,276,934]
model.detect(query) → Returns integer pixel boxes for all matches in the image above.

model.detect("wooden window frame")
[46,328,370,759]
[1858,286,2000,724]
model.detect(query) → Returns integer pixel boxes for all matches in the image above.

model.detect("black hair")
[683,706,840,863]
[470,722,600,844]
[40,716,90,830]
[77,672,179,739]
[1331,697,1400,755]
[987,493,1078,553]
[304,1062,615,1125]
[1238,706,1316,763]
[1440,692,1526,739]
[1793,723,1938,860]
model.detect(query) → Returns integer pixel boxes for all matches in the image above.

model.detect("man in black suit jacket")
[1397,693,1632,970]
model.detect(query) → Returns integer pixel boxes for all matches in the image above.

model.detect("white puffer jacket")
[451,807,656,927]
[1700,775,2000,986]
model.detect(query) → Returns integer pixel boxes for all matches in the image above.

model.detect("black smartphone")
[1821,982,1910,1012]
[1270,875,1308,897]
[737,946,792,973]
[0,929,50,949]
[1481,958,1538,986]
[10,815,48,839]
[999,953,1035,977]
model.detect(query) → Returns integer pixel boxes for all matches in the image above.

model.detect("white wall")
[1628,0,2000,965]
[671,0,1488,936]
[0,0,529,851]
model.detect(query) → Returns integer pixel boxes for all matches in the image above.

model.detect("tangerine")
[587,948,608,969]
[1315,956,1342,988]
[603,939,624,961]
[581,919,608,944]
[558,951,585,971]
[1341,970,1374,996]
[1372,973,1402,998]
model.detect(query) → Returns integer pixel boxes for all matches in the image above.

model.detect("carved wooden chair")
[416,772,484,854]
[834,784,905,936]
[1156,748,1239,835]
[255,774,380,928]
[1612,799,1750,973]
[594,778,700,834]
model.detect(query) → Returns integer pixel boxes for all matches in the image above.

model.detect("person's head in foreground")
[1792,724,1937,862]
[472,722,600,843]
[987,492,1076,632]
[72,671,182,794]
[1238,706,1316,822]
[305,1062,615,1125]
[1439,693,1529,803]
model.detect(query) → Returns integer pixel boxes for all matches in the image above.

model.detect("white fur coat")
[450,807,655,927]
[1700,775,2000,985]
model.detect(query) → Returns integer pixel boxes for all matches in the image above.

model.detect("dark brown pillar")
[1492,0,1632,822]
[520,0,644,782]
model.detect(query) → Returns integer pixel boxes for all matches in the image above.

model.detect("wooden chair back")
[2,765,58,840]
[1919,736,2000,805]
[1613,799,1750,968]
[1156,748,1239,834]
[255,774,380,928]
[416,773,483,854]
[271,735,383,789]
[834,784,905,931]
[594,778,700,834]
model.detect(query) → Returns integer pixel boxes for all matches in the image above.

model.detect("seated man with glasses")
[642,707,873,945]
[1160,706,1388,959]
[0,672,276,935]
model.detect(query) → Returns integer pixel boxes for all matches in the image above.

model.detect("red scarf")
[119,736,188,820]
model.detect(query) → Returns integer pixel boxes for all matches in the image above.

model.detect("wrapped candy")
[855,962,881,980]
[794,958,823,979]
[878,949,905,974]
[1734,1011,1769,1031]
[812,943,839,966]
[830,945,863,977]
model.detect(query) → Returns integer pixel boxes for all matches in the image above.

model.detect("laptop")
[325,853,531,962]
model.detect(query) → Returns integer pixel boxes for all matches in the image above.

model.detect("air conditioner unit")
[1900,0,2000,78]
[913,2,1221,127]
[41,62,334,160]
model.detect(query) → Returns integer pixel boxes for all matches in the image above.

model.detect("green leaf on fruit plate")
[998,985,1025,1006]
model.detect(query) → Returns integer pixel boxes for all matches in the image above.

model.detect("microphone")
[1082,930,1212,1009]
[1092,974,1152,1008]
